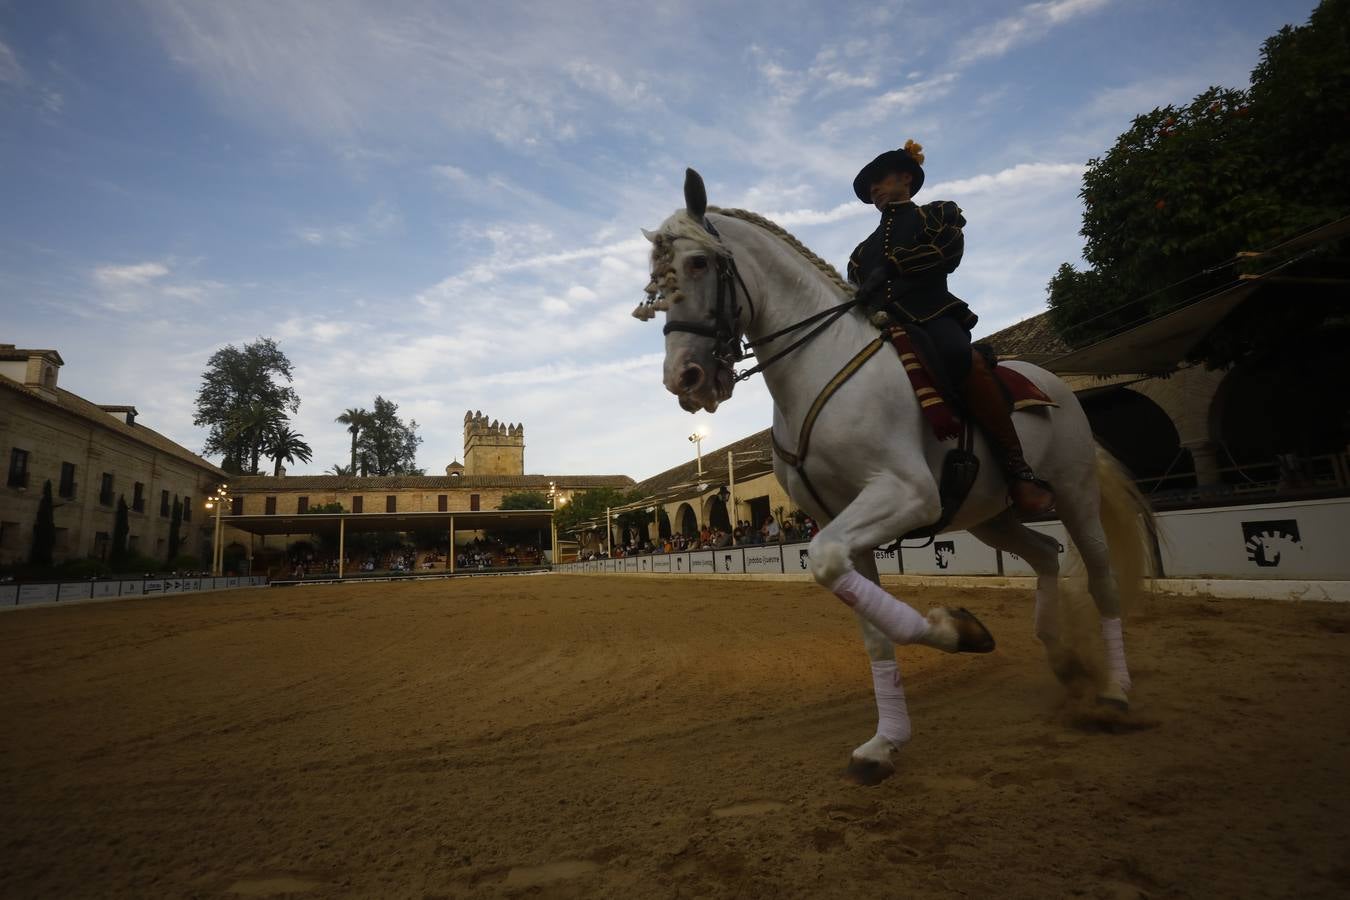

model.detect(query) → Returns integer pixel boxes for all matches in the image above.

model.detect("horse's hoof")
[845,755,895,786]
[1096,683,1130,711]
[948,607,996,653]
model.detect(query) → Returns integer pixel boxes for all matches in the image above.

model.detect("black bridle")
[658,220,859,384]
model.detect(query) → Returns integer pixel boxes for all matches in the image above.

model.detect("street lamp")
[688,425,709,480]
[548,481,569,565]
[203,483,230,576]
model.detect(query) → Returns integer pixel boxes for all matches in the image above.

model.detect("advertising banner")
[743,545,784,574]
[999,522,1070,576]
[624,557,638,572]
[717,548,745,574]
[120,580,144,597]
[18,584,60,605]
[91,581,120,598]
[226,577,240,588]
[689,551,715,574]
[872,546,902,575]
[901,531,999,575]
[652,554,672,573]
[58,582,92,602]
[671,553,690,574]
[781,541,811,574]
[1156,498,1350,580]
[639,555,653,573]
[0,585,16,606]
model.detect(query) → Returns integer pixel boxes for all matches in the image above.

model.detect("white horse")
[637,170,1156,784]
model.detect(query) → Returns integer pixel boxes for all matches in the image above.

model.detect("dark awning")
[221,509,555,536]
[1044,282,1258,376]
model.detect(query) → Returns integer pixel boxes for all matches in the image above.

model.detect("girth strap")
[771,335,888,517]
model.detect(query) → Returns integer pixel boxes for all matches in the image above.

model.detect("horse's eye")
[688,255,709,272]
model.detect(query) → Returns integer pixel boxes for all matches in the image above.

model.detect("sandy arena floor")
[2,575,1348,899]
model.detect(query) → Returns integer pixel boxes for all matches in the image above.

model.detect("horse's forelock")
[650,210,730,257]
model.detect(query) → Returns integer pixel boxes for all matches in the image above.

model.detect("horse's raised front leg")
[848,550,909,785]
[807,476,996,655]
[805,476,996,783]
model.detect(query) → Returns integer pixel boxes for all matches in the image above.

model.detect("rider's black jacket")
[847,200,977,331]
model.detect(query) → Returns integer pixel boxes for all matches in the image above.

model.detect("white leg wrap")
[830,570,930,645]
[870,660,911,747]
[1100,616,1132,693]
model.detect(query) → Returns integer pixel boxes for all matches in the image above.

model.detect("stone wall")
[0,393,221,565]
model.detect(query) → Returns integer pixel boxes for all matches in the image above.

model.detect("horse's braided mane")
[707,206,852,295]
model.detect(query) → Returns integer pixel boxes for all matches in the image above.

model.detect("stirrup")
[1008,468,1055,515]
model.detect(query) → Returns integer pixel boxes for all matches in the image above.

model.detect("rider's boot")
[961,350,1056,516]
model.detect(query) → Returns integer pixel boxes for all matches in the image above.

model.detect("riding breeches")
[910,313,973,384]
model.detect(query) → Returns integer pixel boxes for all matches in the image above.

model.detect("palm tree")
[335,407,370,476]
[266,425,313,476]
[228,401,286,474]
[327,463,353,476]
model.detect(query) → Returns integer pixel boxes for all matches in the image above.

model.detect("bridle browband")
[658,217,859,383]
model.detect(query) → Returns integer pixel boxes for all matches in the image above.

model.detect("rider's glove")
[854,262,896,310]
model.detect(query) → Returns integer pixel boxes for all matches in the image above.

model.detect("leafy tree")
[267,425,313,476]
[167,496,183,561]
[1047,0,1349,370]
[499,491,551,510]
[553,487,641,535]
[355,396,424,475]
[335,408,371,476]
[110,496,129,564]
[194,338,300,474]
[29,479,55,566]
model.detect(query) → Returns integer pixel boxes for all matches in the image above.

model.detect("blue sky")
[1,0,1319,480]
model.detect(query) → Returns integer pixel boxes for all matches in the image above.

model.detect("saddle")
[884,325,1057,544]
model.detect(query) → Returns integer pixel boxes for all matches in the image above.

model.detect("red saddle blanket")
[886,327,1056,441]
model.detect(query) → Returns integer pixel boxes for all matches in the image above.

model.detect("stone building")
[463,411,524,476]
[224,411,633,557]
[0,344,224,566]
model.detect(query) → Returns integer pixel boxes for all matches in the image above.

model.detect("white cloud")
[293,201,400,248]
[94,261,170,286]
[955,0,1111,65]
[0,38,24,86]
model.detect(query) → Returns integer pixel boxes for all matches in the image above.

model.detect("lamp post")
[548,481,568,565]
[688,426,708,481]
[204,483,229,576]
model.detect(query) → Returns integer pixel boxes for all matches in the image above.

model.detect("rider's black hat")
[852,140,925,203]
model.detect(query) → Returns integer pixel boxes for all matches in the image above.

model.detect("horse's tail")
[1094,443,1160,614]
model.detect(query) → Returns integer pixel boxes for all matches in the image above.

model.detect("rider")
[848,140,1055,516]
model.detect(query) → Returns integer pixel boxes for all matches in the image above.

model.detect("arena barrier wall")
[0,575,268,609]
[557,496,1350,583]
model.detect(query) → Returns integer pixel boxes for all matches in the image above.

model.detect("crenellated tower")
[462,411,525,476]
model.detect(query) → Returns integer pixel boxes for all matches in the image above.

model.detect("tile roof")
[975,311,1071,364]
[228,473,635,492]
[0,373,225,476]
[632,428,776,498]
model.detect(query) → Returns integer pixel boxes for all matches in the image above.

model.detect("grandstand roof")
[222,508,555,536]
[631,429,776,501]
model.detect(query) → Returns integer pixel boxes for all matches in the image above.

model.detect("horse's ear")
[684,168,707,221]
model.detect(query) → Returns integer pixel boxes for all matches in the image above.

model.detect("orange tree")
[1048,0,1349,370]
